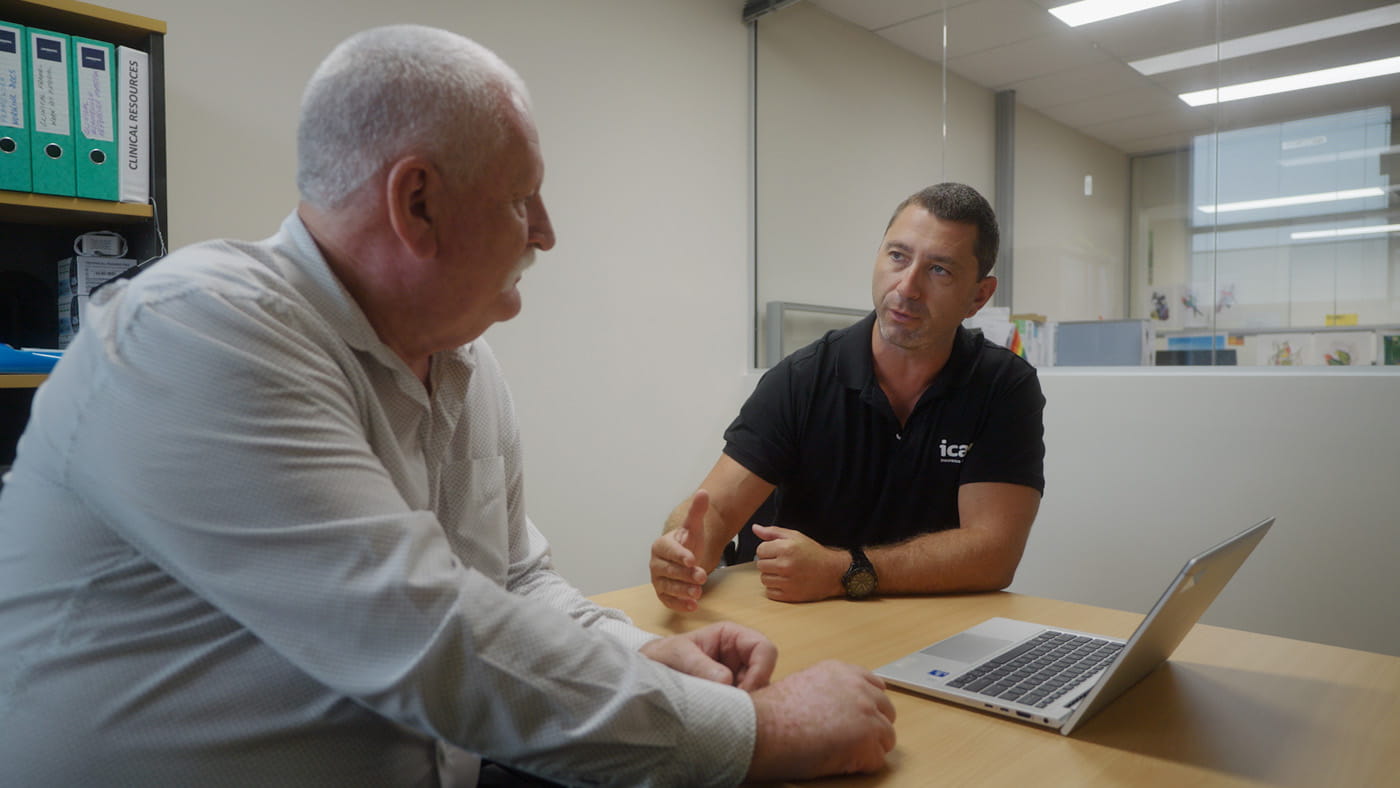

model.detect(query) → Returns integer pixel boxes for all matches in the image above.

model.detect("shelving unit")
[0,190,154,222]
[0,374,48,389]
[1,0,166,463]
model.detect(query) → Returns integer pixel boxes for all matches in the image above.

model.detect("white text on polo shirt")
[939,440,970,463]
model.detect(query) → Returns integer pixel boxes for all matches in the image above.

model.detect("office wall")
[114,0,1397,657]
[1012,106,1130,320]
[1129,150,1193,322]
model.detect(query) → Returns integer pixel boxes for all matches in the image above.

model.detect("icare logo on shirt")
[939,439,970,464]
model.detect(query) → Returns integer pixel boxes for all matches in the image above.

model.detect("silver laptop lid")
[1060,516,1275,734]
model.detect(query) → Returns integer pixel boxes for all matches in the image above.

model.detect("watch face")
[844,568,877,599]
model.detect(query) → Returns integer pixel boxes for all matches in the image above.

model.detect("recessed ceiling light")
[1131,4,1400,76]
[1049,0,1183,28]
[1197,187,1384,214]
[1291,223,1400,240]
[1180,55,1400,106]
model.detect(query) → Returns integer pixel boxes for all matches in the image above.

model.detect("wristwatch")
[841,548,878,600]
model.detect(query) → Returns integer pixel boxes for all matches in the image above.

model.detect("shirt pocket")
[437,455,509,585]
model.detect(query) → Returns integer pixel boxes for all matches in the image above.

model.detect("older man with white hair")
[0,25,894,787]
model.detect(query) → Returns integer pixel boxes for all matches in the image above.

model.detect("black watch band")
[841,547,878,600]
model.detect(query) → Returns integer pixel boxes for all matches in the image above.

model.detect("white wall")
[115,0,1398,658]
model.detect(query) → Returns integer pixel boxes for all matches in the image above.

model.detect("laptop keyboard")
[946,630,1123,708]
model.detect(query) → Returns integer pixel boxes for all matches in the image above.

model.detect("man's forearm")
[863,482,1039,595]
[867,526,1025,594]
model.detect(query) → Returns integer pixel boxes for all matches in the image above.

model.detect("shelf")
[1,0,166,466]
[9,0,165,40]
[0,374,48,390]
[0,191,154,224]
[1159,324,1400,338]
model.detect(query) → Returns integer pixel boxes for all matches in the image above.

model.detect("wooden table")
[592,564,1400,787]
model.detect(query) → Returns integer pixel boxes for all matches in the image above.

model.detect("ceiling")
[805,0,1400,154]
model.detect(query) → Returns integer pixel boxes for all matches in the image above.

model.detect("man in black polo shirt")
[650,183,1044,608]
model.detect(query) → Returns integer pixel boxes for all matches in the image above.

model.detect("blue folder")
[0,344,62,373]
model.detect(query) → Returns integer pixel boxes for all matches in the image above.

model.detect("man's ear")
[384,156,438,260]
[966,275,998,317]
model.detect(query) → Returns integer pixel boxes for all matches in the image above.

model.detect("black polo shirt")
[723,312,1045,550]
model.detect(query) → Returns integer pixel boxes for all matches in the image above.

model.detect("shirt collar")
[837,310,981,397]
[929,324,981,396]
[836,311,878,391]
[268,213,477,384]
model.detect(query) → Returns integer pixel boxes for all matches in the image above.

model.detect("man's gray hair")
[296,25,530,209]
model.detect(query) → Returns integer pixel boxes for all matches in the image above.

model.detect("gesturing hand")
[649,490,711,612]
[752,523,847,602]
[638,621,778,691]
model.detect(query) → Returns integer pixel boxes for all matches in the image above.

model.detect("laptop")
[874,517,1273,735]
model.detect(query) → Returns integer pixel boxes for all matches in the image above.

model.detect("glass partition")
[752,0,1400,368]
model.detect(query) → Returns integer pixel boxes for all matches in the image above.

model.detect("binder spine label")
[75,43,112,142]
[0,26,22,131]
[117,46,148,204]
[31,34,68,136]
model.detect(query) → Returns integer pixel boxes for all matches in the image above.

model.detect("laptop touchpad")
[920,632,1015,664]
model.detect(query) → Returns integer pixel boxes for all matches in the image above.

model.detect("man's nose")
[529,194,556,251]
[895,265,922,300]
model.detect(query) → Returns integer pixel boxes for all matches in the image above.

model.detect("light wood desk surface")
[592,564,1400,787]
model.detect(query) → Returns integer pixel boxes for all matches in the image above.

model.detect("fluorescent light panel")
[1049,0,1182,28]
[1281,143,1400,167]
[1197,187,1384,214]
[1291,223,1400,240]
[1180,55,1400,106]
[1131,4,1400,76]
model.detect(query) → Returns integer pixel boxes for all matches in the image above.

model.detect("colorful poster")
[1316,332,1374,366]
[1178,284,1208,329]
[1382,334,1400,366]
[1259,334,1311,366]
[1147,288,1178,330]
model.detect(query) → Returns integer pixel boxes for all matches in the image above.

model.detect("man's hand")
[747,660,897,781]
[638,621,777,691]
[752,524,847,602]
[650,491,711,612]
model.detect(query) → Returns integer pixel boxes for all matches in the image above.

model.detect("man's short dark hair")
[886,183,999,279]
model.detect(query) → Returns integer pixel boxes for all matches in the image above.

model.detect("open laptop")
[875,517,1273,735]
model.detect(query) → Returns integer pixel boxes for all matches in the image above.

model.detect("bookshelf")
[0,0,166,463]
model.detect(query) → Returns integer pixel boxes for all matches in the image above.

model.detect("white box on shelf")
[57,254,132,297]
[57,294,88,348]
